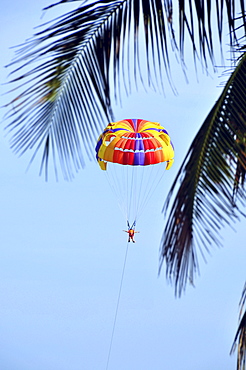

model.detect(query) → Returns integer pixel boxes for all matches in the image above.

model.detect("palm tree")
[3,1,246,368]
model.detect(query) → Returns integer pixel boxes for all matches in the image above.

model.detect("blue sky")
[0,1,245,370]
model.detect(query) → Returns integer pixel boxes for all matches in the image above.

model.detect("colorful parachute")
[95,119,174,223]
[95,119,174,170]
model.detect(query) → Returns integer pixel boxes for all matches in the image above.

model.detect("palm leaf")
[4,1,245,179]
[4,0,175,179]
[231,282,246,370]
[159,52,246,296]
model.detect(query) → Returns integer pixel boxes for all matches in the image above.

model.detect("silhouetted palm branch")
[4,0,175,179]
[231,282,246,370]
[160,52,246,296]
[4,0,245,179]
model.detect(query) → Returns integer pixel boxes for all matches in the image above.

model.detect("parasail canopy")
[95,119,174,223]
[95,119,174,170]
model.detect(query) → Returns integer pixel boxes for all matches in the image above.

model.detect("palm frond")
[176,0,245,69]
[231,282,246,370]
[4,0,176,179]
[159,52,246,296]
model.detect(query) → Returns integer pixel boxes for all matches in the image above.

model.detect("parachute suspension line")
[134,166,146,223]
[104,162,167,225]
[125,166,145,226]
[113,164,128,219]
[136,164,157,218]
[133,168,137,221]
[126,165,135,222]
[127,220,136,230]
[105,165,128,220]
[127,165,155,224]
[131,167,138,224]
[106,241,129,370]
[137,163,166,219]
